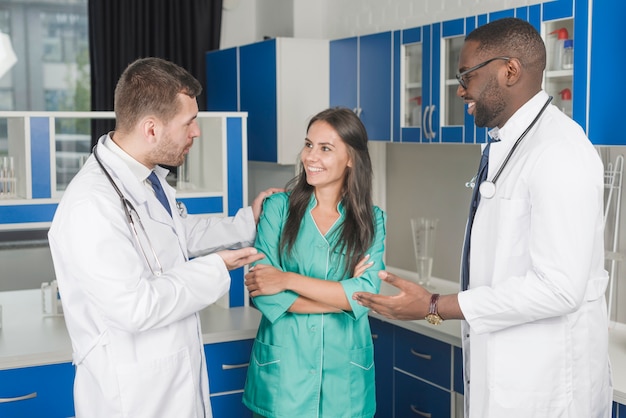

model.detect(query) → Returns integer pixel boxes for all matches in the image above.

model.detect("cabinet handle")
[352,107,363,117]
[422,105,430,138]
[410,348,432,360]
[0,392,37,403]
[427,104,436,139]
[410,404,432,417]
[371,333,378,340]
[222,362,249,370]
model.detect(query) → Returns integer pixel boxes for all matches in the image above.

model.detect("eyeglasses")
[456,56,510,89]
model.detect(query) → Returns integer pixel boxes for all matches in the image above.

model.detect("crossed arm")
[245,255,373,313]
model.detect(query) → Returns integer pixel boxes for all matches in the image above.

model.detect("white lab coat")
[48,135,256,418]
[458,92,613,418]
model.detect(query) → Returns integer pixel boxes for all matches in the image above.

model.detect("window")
[0,0,90,190]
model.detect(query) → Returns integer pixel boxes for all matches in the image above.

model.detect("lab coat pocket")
[349,345,376,411]
[496,198,530,257]
[116,348,195,418]
[491,318,569,412]
[245,339,284,412]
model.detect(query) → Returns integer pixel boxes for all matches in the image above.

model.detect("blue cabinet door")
[0,362,75,418]
[240,39,278,162]
[206,47,238,112]
[423,23,441,142]
[586,0,624,145]
[330,36,358,112]
[359,32,392,141]
[370,317,393,417]
[330,33,392,141]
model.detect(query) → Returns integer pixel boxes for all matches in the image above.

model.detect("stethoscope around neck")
[475,96,552,199]
[92,144,188,276]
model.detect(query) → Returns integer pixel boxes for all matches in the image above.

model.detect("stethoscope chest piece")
[475,96,553,201]
[479,181,496,199]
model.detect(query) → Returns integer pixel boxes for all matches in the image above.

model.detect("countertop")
[381,267,626,405]
[0,269,625,404]
[0,289,262,370]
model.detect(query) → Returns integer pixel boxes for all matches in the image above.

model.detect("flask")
[562,39,573,70]
[559,88,572,118]
[550,28,569,71]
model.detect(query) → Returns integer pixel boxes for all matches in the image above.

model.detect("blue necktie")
[461,142,491,290]
[148,171,172,217]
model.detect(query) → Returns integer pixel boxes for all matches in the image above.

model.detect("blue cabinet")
[394,326,453,418]
[579,0,624,145]
[395,370,451,418]
[370,317,461,417]
[387,0,625,146]
[205,47,238,112]
[330,32,393,141]
[393,26,426,143]
[0,362,75,418]
[204,339,254,417]
[206,38,329,164]
[370,317,394,417]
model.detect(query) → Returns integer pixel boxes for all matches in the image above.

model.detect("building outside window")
[0,0,90,190]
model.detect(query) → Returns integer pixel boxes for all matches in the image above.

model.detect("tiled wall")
[296,0,542,39]
[224,0,543,48]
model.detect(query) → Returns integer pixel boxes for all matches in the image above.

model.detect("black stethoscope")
[476,96,553,199]
[92,144,188,275]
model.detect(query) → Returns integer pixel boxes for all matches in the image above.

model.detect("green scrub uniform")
[243,192,386,418]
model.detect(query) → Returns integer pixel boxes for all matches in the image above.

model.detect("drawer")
[0,362,75,418]
[204,339,254,394]
[395,370,451,418]
[394,326,451,389]
[210,392,252,417]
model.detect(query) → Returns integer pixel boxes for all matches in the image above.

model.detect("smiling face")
[457,40,510,129]
[301,120,352,193]
[148,93,200,167]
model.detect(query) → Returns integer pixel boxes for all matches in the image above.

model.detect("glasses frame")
[456,56,510,89]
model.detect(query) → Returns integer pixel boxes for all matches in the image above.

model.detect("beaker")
[410,217,438,287]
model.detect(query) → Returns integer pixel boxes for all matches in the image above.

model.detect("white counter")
[383,267,626,405]
[0,289,261,370]
[1,272,625,404]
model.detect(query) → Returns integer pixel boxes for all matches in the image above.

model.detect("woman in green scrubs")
[243,107,386,418]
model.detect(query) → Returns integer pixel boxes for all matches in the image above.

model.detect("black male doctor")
[354,18,612,418]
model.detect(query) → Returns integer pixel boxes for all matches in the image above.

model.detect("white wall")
[221,0,543,48]
[221,0,294,49]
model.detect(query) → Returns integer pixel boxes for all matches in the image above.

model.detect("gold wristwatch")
[425,293,443,325]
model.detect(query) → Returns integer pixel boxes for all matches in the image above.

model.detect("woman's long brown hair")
[280,107,375,277]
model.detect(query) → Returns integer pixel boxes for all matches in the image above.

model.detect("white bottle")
[562,39,573,70]
[550,28,569,71]
[559,88,572,118]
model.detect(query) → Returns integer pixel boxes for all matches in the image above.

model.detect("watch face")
[426,313,443,325]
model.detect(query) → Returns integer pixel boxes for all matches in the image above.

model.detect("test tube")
[8,156,14,197]
[0,156,6,197]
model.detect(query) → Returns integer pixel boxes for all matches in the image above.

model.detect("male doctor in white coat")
[49,57,280,418]
[353,17,612,417]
